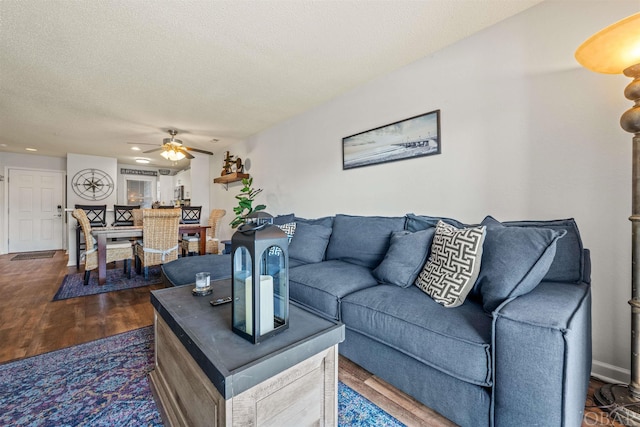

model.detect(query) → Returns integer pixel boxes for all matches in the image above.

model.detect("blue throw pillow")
[405,213,467,232]
[502,217,584,283]
[473,216,566,312]
[372,228,436,288]
[288,222,332,264]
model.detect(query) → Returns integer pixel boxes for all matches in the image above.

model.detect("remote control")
[210,296,232,306]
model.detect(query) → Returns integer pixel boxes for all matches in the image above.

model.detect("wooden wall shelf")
[213,172,249,184]
[213,172,249,190]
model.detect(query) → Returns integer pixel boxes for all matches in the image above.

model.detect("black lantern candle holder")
[231,213,289,344]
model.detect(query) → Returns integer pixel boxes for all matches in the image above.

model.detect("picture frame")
[342,109,441,170]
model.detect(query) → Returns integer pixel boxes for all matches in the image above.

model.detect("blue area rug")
[53,266,162,301]
[0,327,406,426]
[338,382,406,426]
[0,327,160,426]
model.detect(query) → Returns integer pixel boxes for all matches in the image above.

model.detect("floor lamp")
[575,12,640,425]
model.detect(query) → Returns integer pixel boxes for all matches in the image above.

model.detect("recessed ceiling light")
[135,158,150,164]
[0,143,7,147]
[25,147,37,152]
[131,146,142,151]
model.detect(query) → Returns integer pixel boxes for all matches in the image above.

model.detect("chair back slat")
[74,204,106,227]
[113,205,140,226]
[181,206,202,224]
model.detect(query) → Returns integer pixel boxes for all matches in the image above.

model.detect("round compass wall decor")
[71,168,114,201]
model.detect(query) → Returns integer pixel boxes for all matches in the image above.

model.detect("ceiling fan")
[143,129,214,161]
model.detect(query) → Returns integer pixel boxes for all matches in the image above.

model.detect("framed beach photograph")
[342,110,441,170]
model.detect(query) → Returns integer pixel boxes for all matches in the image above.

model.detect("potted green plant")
[230,177,267,229]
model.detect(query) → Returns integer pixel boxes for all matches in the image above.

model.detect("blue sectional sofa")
[161,213,592,427]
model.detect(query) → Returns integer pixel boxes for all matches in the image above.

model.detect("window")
[126,179,153,208]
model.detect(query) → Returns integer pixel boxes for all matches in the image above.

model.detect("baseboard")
[592,360,630,384]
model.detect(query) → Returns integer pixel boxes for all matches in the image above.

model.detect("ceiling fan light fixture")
[161,148,185,161]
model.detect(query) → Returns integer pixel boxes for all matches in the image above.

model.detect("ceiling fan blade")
[184,146,214,155]
[143,147,163,153]
[176,147,193,159]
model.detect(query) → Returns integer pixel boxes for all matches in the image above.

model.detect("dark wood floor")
[0,250,624,426]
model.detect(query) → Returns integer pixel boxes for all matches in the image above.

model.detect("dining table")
[91,224,210,285]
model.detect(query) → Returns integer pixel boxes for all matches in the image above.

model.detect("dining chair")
[72,208,133,285]
[180,206,202,224]
[112,204,140,226]
[181,209,226,256]
[179,206,202,255]
[132,209,143,226]
[74,204,107,269]
[134,208,181,279]
[75,204,107,227]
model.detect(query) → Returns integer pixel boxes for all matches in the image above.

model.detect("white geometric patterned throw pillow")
[269,222,297,256]
[415,220,486,308]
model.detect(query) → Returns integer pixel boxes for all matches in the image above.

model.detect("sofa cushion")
[472,216,565,312]
[294,216,334,228]
[415,221,486,307]
[405,213,467,231]
[288,258,307,269]
[289,260,378,320]
[341,285,493,386]
[273,213,295,225]
[373,228,435,288]
[502,218,584,283]
[161,254,232,286]
[288,222,332,264]
[325,214,405,269]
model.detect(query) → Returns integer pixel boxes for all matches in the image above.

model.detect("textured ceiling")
[0,0,542,167]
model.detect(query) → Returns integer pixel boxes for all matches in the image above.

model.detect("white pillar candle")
[245,275,274,335]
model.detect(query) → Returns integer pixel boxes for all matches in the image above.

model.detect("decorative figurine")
[221,151,244,176]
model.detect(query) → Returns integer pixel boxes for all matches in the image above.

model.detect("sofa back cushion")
[273,213,296,225]
[294,216,334,228]
[405,213,467,231]
[325,214,406,269]
[502,218,584,283]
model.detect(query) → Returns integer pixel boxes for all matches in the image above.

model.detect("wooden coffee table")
[149,279,345,427]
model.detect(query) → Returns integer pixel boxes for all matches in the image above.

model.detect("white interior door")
[8,168,65,252]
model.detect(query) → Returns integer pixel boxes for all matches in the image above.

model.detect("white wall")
[66,153,118,266]
[210,1,639,382]
[189,155,211,224]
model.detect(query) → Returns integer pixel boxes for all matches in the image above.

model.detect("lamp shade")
[575,13,640,74]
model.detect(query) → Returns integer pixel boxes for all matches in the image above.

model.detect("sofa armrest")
[492,281,591,427]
